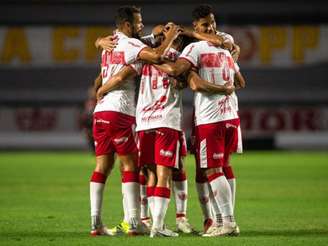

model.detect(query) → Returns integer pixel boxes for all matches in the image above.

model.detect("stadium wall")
[1,1,328,150]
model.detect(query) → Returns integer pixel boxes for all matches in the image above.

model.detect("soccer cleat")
[198,218,215,235]
[90,225,116,236]
[107,221,130,235]
[141,218,152,231]
[176,217,193,233]
[201,226,221,237]
[150,227,179,238]
[217,222,240,236]
[128,218,150,236]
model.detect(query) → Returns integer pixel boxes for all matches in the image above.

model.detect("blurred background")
[0,0,327,151]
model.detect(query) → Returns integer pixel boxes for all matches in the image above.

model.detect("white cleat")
[150,227,179,238]
[201,226,222,237]
[176,217,193,234]
[217,222,240,236]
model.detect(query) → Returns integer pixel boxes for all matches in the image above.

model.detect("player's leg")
[197,122,235,237]
[139,168,151,227]
[90,111,116,236]
[172,163,193,233]
[172,132,193,233]
[146,165,156,221]
[205,166,235,234]
[150,128,180,237]
[223,117,241,212]
[107,161,131,236]
[90,154,115,236]
[219,118,242,235]
[138,130,156,230]
[223,156,236,211]
[152,164,171,230]
[195,166,217,234]
[118,153,141,235]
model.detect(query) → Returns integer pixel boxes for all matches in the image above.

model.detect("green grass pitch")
[0,151,328,246]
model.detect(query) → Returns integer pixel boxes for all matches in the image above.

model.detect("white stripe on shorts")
[174,141,180,169]
[237,125,243,153]
[200,139,208,168]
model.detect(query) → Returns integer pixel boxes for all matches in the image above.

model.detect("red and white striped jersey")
[136,47,183,132]
[94,31,146,116]
[179,41,240,126]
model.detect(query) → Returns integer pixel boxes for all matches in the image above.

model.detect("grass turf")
[0,151,327,246]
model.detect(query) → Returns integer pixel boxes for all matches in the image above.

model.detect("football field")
[0,151,327,246]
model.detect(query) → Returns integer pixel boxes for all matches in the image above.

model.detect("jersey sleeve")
[124,38,148,64]
[179,42,199,68]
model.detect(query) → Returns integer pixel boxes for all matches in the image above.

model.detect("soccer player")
[89,5,180,236]
[153,5,246,236]
[135,27,188,237]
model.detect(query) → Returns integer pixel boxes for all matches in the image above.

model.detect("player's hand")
[95,35,118,52]
[224,82,235,95]
[164,22,182,40]
[231,43,240,62]
[222,39,233,51]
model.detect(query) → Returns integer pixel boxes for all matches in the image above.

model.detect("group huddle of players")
[86,4,246,238]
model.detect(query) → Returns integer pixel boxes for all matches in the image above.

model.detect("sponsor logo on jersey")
[213,153,224,159]
[114,137,129,144]
[226,123,238,129]
[95,119,110,124]
[160,149,173,157]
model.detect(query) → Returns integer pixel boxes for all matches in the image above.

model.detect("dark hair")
[192,4,214,21]
[115,6,141,26]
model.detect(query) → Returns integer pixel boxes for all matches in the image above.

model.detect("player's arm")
[188,71,235,95]
[182,27,226,47]
[234,71,246,89]
[96,66,137,101]
[154,58,192,77]
[138,23,181,64]
[94,73,102,92]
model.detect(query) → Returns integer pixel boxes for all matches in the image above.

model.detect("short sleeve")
[179,42,200,68]
[124,38,148,64]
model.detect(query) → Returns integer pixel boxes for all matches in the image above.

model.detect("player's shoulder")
[126,37,146,48]
[182,40,206,52]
